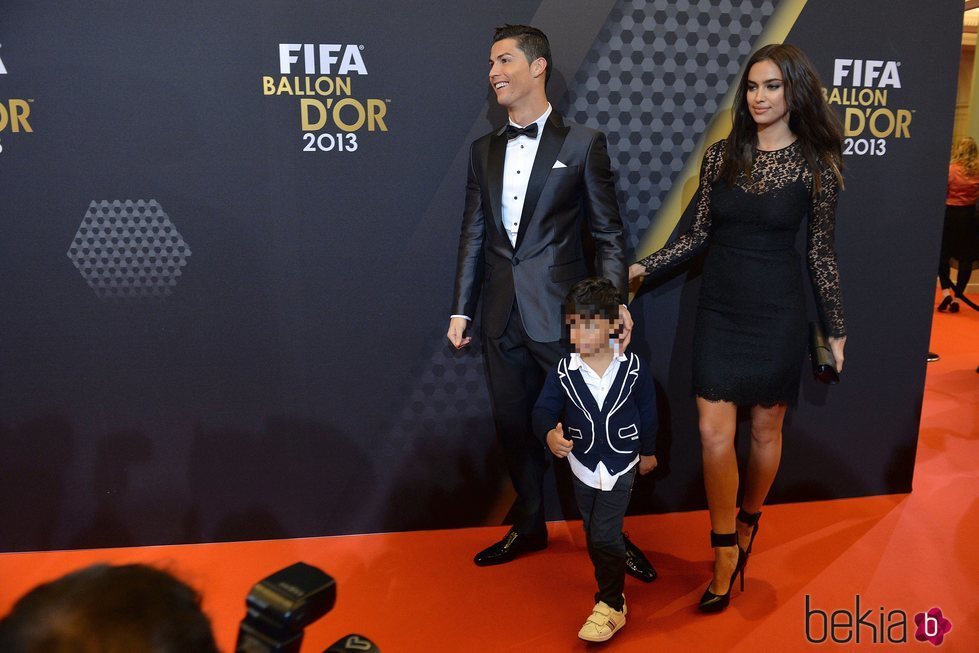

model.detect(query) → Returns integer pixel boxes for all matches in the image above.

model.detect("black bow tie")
[504,123,539,140]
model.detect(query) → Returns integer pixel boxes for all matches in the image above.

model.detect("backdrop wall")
[0,0,961,552]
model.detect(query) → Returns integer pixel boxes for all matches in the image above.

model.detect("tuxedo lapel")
[515,111,569,251]
[484,130,508,243]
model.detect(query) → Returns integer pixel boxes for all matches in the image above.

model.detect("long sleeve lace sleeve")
[636,141,722,275]
[807,163,846,337]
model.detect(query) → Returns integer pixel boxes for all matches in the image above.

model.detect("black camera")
[235,562,337,653]
[234,562,379,653]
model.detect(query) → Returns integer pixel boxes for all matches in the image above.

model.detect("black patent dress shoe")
[623,532,657,582]
[473,530,548,566]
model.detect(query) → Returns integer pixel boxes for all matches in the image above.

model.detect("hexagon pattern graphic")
[385,0,778,460]
[568,0,776,250]
[67,200,191,299]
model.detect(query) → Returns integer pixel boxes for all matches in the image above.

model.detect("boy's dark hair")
[0,563,219,653]
[493,24,552,84]
[565,277,620,322]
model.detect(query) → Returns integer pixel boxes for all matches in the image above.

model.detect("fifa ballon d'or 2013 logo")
[262,43,389,154]
[0,43,37,156]
[824,58,911,158]
[0,99,33,133]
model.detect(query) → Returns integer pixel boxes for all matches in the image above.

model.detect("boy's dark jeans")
[572,465,637,611]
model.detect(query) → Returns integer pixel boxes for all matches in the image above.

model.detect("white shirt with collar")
[501,103,552,247]
[566,350,640,490]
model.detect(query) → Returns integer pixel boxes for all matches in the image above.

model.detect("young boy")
[532,277,657,642]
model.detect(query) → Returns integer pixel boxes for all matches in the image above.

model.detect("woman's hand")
[628,263,648,282]
[618,304,633,353]
[828,336,846,373]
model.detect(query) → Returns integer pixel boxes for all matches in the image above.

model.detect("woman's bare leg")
[697,397,740,594]
[737,403,787,550]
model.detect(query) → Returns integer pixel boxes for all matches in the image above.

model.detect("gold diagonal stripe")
[632,0,809,280]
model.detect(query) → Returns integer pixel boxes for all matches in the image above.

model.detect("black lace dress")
[638,140,846,406]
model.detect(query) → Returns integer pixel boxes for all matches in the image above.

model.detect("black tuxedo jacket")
[451,111,627,343]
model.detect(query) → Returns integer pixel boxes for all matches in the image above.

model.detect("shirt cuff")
[450,315,471,321]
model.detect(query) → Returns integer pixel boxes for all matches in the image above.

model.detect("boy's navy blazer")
[533,351,657,475]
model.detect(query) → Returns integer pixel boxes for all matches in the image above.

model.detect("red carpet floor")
[1,298,977,651]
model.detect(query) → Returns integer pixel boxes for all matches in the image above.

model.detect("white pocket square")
[552,160,567,169]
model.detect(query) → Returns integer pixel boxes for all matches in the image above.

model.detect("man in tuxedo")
[447,24,655,581]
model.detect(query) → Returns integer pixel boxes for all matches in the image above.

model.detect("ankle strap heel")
[700,531,747,613]
[709,531,737,548]
[737,509,763,556]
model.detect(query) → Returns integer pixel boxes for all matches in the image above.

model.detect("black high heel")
[698,532,746,613]
[937,295,952,312]
[737,508,762,557]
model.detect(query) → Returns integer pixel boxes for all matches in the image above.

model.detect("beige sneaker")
[577,599,627,642]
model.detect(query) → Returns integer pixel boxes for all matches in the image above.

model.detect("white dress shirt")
[566,351,640,490]
[501,103,552,247]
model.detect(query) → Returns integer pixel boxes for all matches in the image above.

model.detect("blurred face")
[568,314,618,355]
[746,59,789,129]
[488,38,544,110]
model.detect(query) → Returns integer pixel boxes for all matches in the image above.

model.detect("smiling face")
[488,38,545,112]
[746,59,789,129]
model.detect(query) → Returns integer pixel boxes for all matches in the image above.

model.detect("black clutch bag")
[809,321,839,385]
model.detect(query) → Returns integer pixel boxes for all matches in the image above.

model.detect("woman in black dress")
[630,44,846,612]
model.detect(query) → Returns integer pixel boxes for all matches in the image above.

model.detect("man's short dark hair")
[565,277,620,322]
[0,563,219,653]
[493,24,552,84]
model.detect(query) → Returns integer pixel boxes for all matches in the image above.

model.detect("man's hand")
[639,454,658,475]
[618,304,634,353]
[828,335,847,373]
[546,423,573,458]
[447,317,471,349]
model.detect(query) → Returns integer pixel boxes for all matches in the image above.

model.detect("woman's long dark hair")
[721,43,843,195]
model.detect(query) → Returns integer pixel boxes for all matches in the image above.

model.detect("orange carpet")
[1,296,976,652]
